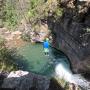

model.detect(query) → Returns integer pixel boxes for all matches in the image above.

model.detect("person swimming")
[43,38,49,56]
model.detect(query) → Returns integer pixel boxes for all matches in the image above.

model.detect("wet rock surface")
[1,70,50,90]
[47,0,90,74]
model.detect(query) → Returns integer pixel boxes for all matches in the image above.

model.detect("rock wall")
[48,0,90,74]
[0,71,65,90]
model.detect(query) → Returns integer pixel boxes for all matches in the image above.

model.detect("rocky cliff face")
[48,0,90,74]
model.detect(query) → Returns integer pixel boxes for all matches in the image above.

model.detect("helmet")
[46,38,49,41]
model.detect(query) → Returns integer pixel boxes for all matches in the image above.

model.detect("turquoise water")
[16,43,54,76]
[16,43,69,77]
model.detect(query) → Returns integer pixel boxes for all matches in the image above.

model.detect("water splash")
[55,63,76,84]
[55,61,90,89]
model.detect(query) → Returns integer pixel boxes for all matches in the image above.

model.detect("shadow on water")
[7,48,31,71]
[15,43,56,76]
[51,48,70,66]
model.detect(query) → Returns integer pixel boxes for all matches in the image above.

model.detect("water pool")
[16,43,70,77]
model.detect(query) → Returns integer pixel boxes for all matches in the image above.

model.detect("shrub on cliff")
[27,0,63,24]
[21,33,31,41]
[3,0,18,30]
[0,37,17,72]
[1,0,63,30]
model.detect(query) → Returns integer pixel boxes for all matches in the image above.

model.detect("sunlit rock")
[7,70,29,78]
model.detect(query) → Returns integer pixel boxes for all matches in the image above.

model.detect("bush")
[0,37,18,72]
[54,7,63,20]
[21,34,31,41]
[3,0,18,30]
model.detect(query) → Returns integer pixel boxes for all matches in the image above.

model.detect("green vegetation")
[0,0,63,72]
[0,0,5,27]
[27,0,47,24]
[21,34,31,41]
[1,0,63,30]
[0,37,17,72]
[27,0,63,24]
[3,0,18,30]
[53,7,63,20]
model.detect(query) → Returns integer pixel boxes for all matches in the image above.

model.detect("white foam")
[55,63,76,84]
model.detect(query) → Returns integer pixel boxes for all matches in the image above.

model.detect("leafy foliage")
[1,0,63,29]
[53,7,63,20]
[3,0,18,30]
[0,37,17,72]
[21,34,31,41]
[27,0,45,23]
[27,0,63,25]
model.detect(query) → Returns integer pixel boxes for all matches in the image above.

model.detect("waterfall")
[49,48,90,89]
[55,63,76,84]
[54,60,90,90]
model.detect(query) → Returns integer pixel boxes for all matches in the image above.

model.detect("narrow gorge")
[0,0,90,90]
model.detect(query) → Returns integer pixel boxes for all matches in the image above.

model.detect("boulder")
[1,70,50,90]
